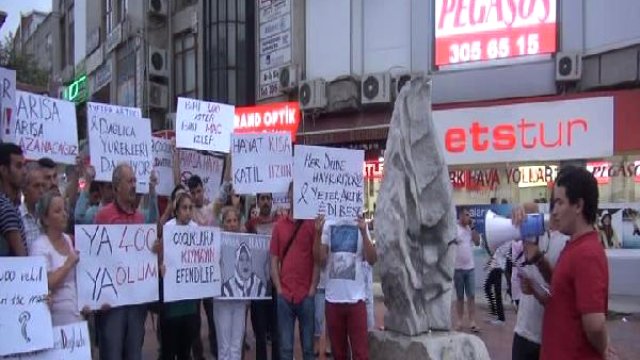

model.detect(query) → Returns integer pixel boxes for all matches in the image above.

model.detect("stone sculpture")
[374,77,457,335]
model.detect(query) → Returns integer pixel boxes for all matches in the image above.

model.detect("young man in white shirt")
[314,215,377,360]
[453,208,481,332]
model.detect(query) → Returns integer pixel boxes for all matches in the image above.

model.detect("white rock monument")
[371,77,490,359]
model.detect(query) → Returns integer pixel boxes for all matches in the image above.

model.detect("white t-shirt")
[321,219,367,303]
[454,224,475,270]
[514,231,569,344]
[29,234,82,326]
[165,218,198,227]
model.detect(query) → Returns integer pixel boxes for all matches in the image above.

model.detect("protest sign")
[162,225,222,302]
[179,150,224,204]
[88,113,153,193]
[231,132,292,194]
[2,321,92,360]
[272,192,291,218]
[9,91,78,164]
[293,145,364,220]
[75,224,159,310]
[0,67,16,141]
[219,232,271,300]
[87,102,142,119]
[152,138,175,197]
[176,97,234,152]
[0,257,53,356]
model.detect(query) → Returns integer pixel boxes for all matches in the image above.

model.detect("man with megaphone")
[512,166,615,360]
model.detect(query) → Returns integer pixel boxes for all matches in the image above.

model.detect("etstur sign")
[234,102,300,141]
[433,97,614,165]
[434,0,557,66]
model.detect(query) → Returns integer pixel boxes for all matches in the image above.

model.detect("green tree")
[0,34,49,88]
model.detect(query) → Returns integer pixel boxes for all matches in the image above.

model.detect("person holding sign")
[19,162,46,251]
[270,183,320,360]
[213,206,249,360]
[74,165,114,224]
[29,191,83,326]
[158,187,200,360]
[0,142,27,256]
[93,163,149,360]
[314,215,377,360]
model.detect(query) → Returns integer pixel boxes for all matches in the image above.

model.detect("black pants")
[161,313,199,360]
[251,299,277,360]
[192,298,217,358]
[512,333,540,360]
[484,268,505,321]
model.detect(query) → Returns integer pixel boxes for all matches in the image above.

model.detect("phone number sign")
[434,0,557,66]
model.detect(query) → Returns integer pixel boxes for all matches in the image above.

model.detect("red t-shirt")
[94,202,145,225]
[269,216,316,304]
[541,230,609,360]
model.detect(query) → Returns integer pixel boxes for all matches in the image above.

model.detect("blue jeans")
[454,268,476,300]
[96,304,147,360]
[277,294,315,360]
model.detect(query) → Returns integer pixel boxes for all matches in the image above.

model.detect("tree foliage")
[0,34,49,88]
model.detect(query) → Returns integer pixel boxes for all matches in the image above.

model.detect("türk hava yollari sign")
[234,102,300,141]
[433,97,614,166]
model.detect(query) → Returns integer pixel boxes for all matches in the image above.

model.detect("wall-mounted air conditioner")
[361,72,392,104]
[299,79,328,110]
[555,52,582,82]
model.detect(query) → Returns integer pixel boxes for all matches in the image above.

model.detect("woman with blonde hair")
[29,191,82,326]
[213,206,249,360]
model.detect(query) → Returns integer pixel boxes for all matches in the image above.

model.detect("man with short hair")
[94,163,148,360]
[246,192,279,360]
[0,143,27,256]
[271,183,319,360]
[453,208,481,332]
[20,162,45,251]
[37,157,59,194]
[525,166,611,359]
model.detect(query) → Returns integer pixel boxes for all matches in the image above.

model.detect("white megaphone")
[484,210,549,252]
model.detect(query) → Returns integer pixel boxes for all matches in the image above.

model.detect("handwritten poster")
[2,321,92,360]
[87,102,142,119]
[9,91,78,164]
[219,232,271,300]
[231,132,292,194]
[293,145,364,220]
[152,138,175,197]
[0,257,53,357]
[88,113,153,193]
[175,97,234,152]
[179,150,224,204]
[162,225,222,302]
[75,224,159,310]
[0,67,16,142]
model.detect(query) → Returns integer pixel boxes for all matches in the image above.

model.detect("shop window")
[116,45,136,107]
[174,32,197,107]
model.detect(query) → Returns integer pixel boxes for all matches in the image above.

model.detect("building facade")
[251,0,640,211]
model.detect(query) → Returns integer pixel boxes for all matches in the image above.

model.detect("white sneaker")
[490,319,505,325]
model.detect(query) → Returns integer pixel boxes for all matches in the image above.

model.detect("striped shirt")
[0,193,27,256]
[20,203,42,252]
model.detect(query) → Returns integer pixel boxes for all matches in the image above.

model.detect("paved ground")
[140,298,640,359]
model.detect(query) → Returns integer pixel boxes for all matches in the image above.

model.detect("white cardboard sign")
[0,67,16,141]
[9,91,78,164]
[219,232,271,300]
[75,224,159,310]
[162,225,222,302]
[293,145,364,220]
[87,102,142,119]
[0,257,53,357]
[88,113,153,193]
[2,321,92,359]
[231,132,292,195]
[152,138,175,197]
[175,97,235,152]
[179,150,224,204]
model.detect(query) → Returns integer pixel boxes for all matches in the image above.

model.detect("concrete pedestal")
[369,329,490,360]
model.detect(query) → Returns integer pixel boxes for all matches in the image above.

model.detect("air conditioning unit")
[393,72,417,97]
[148,0,168,16]
[555,52,582,81]
[165,112,176,130]
[279,65,298,92]
[148,47,168,78]
[361,72,392,104]
[299,79,327,110]
[149,82,168,109]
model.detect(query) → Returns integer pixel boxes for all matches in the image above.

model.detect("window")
[105,0,113,33]
[67,6,75,67]
[203,0,255,105]
[174,32,197,107]
[117,43,136,107]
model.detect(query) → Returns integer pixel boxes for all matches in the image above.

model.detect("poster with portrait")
[218,232,271,300]
[327,223,360,281]
[598,203,640,249]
